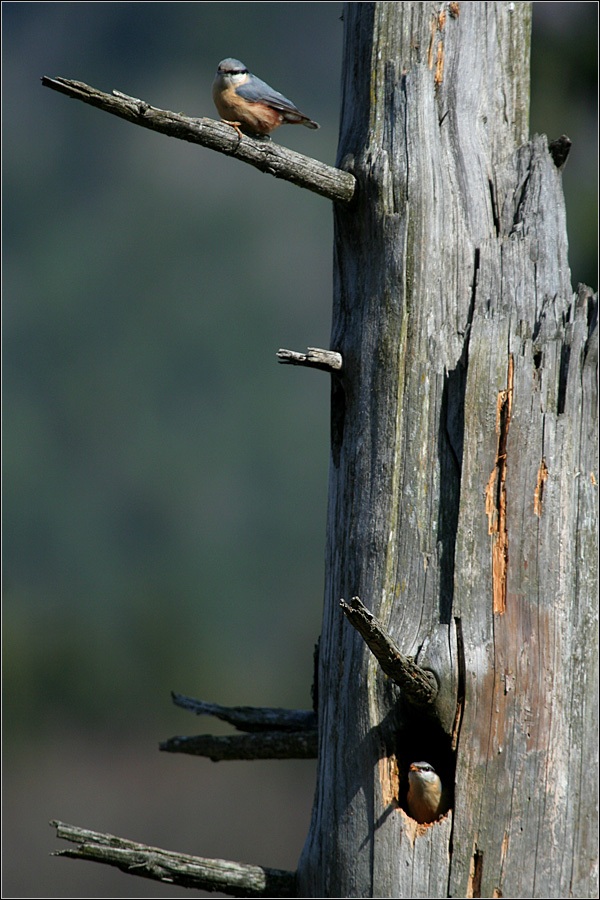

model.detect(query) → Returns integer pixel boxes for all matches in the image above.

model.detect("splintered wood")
[534,458,548,516]
[485,356,514,615]
[378,754,400,808]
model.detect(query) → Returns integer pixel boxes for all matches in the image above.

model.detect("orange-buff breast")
[213,84,284,135]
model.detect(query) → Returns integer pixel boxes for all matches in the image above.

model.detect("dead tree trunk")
[45,2,597,897]
[297,3,598,898]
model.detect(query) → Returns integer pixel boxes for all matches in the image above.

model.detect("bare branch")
[50,820,296,897]
[171,692,316,732]
[41,77,356,204]
[340,596,438,705]
[277,347,343,372]
[159,730,318,761]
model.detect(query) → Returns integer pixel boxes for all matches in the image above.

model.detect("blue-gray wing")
[235,74,299,113]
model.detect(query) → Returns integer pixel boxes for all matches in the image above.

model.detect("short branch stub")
[277,347,343,372]
[340,596,438,705]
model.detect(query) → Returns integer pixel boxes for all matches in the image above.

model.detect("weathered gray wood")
[298,3,597,898]
[277,347,343,372]
[51,821,296,897]
[41,77,356,204]
[340,595,439,704]
[159,729,317,760]
[170,692,317,732]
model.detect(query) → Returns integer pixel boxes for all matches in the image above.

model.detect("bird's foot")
[221,119,245,140]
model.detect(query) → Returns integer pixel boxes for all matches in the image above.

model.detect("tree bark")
[297,3,597,898]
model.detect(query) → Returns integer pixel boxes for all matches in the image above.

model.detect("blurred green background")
[2,2,597,897]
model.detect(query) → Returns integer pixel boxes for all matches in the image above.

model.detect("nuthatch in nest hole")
[407,761,446,824]
[212,58,320,137]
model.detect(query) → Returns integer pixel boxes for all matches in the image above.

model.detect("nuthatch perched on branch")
[407,761,446,824]
[212,58,320,137]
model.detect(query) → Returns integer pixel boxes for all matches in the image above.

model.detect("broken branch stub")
[50,821,296,897]
[277,347,343,372]
[170,691,317,732]
[159,730,318,761]
[340,596,438,705]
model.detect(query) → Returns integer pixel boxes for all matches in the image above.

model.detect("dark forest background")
[3,3,597,897]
